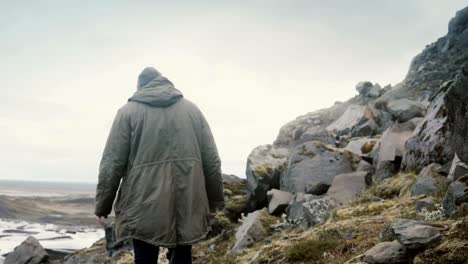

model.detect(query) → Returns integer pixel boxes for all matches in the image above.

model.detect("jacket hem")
[115,230,209,248]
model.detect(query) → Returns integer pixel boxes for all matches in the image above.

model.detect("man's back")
[94,68,224,249]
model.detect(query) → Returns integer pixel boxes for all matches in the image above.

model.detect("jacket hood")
[129,67,183,107]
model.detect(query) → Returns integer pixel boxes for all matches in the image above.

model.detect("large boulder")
[326,105,379,137]
[391,219,442,251]
[402,85,454,172]
[411,163,448,196]
[374,119,421,181]
[266,189,293,215]
[327,171,371,206]
[442,176,468,216]
[4,236,48,264]
[386,99,426,123]
[445,49,468,165]
[356,81,382,98]
[363,240,409,264]
[231,210,268,252]
[280,141,360,195]
[448,154,468,181]
[246,145,288,211]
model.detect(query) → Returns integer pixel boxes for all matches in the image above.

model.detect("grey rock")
[356,160,374,174]
[391,219,442,251]
[280,141,360,195]
[356,82,381,98]
[4,236,48,264]
[402,87,454,172]
[345,137,378,156]
[442,179,468,216]
[302,197,333,226]
[266,189,293,215]
[327,171,370,206]
[326,105,378,136]
[363,240,409,264]
[286,193,316,223]
[373,160,399,182]
[231,210,268,252]
[411,176,436,196]
[246,145,289,210]
[386,99,426,123]
[222,174,243,183]
[415,197,436,212]
[448,154,468,181]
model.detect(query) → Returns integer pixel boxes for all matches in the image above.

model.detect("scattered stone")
[447,154,468,181]
[442,177,468,216]
[363,240,410,264]
[411,163,446,196]
[246,145,289,210]
[281,141,360,195]
[415,197,437,212]
[231,210,268,252]
[4,236,48,264]
[302,197,333,227]
[391,219,442,251]
[286,193,316,224]
[327,171,370,206]
[266,189,293,215]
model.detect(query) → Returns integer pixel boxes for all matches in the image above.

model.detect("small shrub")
[286,238,339,262]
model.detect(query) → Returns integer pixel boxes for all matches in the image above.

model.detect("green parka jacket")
[94,69,224,247]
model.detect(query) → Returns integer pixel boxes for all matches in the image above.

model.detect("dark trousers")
[133,239,192,264]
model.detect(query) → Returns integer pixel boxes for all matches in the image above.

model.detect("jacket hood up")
[129,67,183,107]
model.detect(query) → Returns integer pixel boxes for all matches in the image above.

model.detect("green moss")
[361,141,376,154]
[254,165,273,177]
[285,238,339,262]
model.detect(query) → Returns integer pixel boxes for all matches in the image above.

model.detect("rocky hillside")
[3,6,468,264]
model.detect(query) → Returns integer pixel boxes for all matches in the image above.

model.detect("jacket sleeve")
[199,112,225,210]
[95,108,131,217]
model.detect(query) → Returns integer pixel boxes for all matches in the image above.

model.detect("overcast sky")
[1,1,466,182]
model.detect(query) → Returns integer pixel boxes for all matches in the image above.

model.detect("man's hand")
[96,215,108,227]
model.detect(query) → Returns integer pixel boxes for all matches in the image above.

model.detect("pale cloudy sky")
[1,1,466,182]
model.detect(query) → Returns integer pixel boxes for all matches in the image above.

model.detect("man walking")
[94,67,225,264]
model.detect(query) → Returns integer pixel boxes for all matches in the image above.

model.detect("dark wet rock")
[391,219,442,251]
[363,240,410,264]
[266,189,293,215]
[402,85,454,172]
[327,171,370,206]
[442,177,468,216]
[4,236,48,264]
[415,197,436,212]
[246,145,288,211]
[280,141,360,195]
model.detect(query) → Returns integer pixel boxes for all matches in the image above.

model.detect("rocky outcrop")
[326,105,378,137]
[391,219,442,251]
[4,236,48,264]
[402,82,454,172]
[363,240,409,264]
[246,145,289,211]
[280,141,360,195]
[445,68,468,163]
[386,99,426,123]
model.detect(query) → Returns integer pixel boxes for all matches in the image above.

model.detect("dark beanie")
[137,67,161,89]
